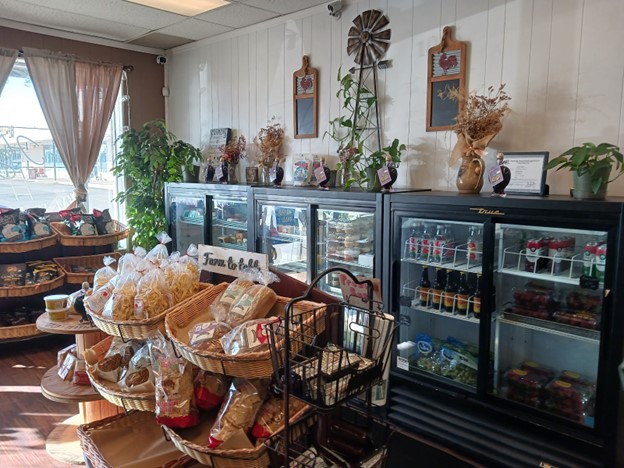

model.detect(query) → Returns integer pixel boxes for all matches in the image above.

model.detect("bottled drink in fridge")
[432,225,447,263]
[595,243,607,282]
[430,267,445,310]
[443,224,456,261]
[467,226,482,264]
[419,266,431,307]
[582,241,598,277]
[443,269,457,313]
[419,224,433,261]
[407,221,419,258]
[456,272,470,316]
[472,274,482,319]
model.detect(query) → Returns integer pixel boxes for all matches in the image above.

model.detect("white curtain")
[0,48,18,95]
[23,47,122,208]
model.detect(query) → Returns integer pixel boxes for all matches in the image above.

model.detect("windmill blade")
[371,29,391,41]
[352,43,365,64]
[367,10,385,30]
[348,26,361,38]
[352,14,364,32]
[370,14,389,32]
[347,38,362,57]
[361,10,373,30]
[369,40,389,60]
[363,46,375,66]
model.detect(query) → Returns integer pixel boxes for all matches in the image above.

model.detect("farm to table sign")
[198,244,268,278]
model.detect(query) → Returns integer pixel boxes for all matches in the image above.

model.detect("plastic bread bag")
[220,317,279,356]
[154,345,199,429]
[251,395,307,439]
[118,252,139,277]
[84,281,114,315]
[102,273,137,320]
[207,378,269,449]
[165,260,199,304]
[92,337,142,383]
[180,244,200,279]
[145,231,172,263]
[71,359,90,385]
[209,270,257,323]
[93,256,118,291]
[57,343,77,368]
[134,268,173,319]
[119,343,155,393]
[188,321,231,352]
[194,370,230,411]
[227,284,278,328]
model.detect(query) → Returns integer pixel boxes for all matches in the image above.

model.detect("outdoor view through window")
[0,58,122,219]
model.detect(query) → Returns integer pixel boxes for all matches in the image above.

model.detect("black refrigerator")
[164,183,254,253]
[383,191,624,467]
[251,186,383,297]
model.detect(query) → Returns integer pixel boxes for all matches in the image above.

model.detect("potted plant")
[113,120,199,249]
[172,139,202,182]
[546,142,624,200]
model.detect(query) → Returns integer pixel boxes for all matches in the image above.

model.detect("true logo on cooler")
[469,207,505,216]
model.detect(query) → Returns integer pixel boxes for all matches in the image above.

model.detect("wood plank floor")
[0,334,82,468]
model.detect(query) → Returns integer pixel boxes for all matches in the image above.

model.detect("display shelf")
[401,257,482,274]
[0,322,45,342]
[217,241,247,251]
[271,260,308,273]
[498,312,600,343]
[498,267,585,286]
[322,256,374,270]
[407,301,480,324]
[46,414,86,465]
[41,365,103,403]
[212,218,247,231]
[0,273,65,298]
[180,217,204,226]
[36,312,99,335]
[0,233,57,254]
[265,232,306,242]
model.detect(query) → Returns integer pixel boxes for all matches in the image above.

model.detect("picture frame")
[501,151,549,196]
[293,55,318,139]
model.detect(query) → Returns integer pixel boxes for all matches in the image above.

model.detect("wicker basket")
[162,402,311,468]
[165,282,326,379]
[78,411,185,468]
[50,220,129,247]
[88,282,213,340]
[0,272,65,298]
[0,322,44,341]
[0,233,57,254]
[53,252,122,285]
[85,336,156,412]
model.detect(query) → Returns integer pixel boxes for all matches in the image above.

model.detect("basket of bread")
[165,269,326,379]
[85,235,210,340]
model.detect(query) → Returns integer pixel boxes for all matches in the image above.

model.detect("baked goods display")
[0,207,52,242]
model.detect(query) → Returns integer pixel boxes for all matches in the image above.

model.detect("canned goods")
[582,241,598,277]
[525,238,545,272]
[595,243,607,282]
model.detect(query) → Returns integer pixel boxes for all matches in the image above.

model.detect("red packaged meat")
[552,310,600,330]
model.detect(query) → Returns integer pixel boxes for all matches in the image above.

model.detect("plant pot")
[182,165,199,183]
[456,153,485,194]
[572,167,611,200]
[227,163,239,184]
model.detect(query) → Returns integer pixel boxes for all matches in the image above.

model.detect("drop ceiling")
[0,0,329,52]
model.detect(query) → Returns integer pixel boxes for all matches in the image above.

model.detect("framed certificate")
[501,152,549,196]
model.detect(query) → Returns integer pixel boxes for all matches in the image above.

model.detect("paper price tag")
[397,356,410,371]
[215,165,224,181]
[488,165,503,186]
[269,163,277,182]
[314,165,327,184]
[377,166,392,186]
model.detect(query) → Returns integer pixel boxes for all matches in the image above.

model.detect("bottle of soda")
[595,242,607,282]
[581,240,597,277]
[430,267,445,310]
[467,226,482,264]
[407,221,419,258]
[443,224,456,261]
[419,266,431,307]
[472,274,482,319]
[419,224,433,261]
[456,272,470,315]
[432,225,447,263]
[442,269,457,313]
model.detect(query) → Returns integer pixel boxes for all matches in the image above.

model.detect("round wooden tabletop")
[36,312,99,335]
[45,414,86,465]
[41,365,103,403]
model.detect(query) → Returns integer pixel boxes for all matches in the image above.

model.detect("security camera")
[327,1,342,18]
[156,55,167,65]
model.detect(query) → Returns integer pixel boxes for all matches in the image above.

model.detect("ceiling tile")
[127,32,193,49]
[239,0,327,15]
[195,3,278,29]
[156,18,233,41]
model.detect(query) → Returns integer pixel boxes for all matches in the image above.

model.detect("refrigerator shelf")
[181,216,204,226]
[498,267,583,286]
[400,257,483,274]
[212,218,247,231]
[216,241,246,251]
[265,233,306,242]
[498,312,600,343]
[271,260,307,273]
[408,301,480,324]
[323,257,374,271]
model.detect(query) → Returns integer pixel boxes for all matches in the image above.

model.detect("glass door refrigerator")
[384,192,624,468]
[165,183,253,253]
[252,187,383,294]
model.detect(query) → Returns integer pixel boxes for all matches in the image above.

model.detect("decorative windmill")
[346,9,391,159]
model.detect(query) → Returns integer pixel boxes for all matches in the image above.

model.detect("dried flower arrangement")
[219,134,247,165]
[442,84,511,166]
[253,118,284,168]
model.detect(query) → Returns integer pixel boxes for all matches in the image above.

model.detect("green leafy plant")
[324,68,405,189]
[113,120,200,249]
[546,142,624,194]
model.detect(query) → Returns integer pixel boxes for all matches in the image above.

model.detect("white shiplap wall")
[167,0,624,196]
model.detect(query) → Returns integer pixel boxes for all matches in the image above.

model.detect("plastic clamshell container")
[44,294,69,310]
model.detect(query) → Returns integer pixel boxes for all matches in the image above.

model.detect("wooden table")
[36,312,122,464]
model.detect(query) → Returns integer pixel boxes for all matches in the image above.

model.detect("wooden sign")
[198,244,268,277]
[293,55,318,139]
[426,26,468,132]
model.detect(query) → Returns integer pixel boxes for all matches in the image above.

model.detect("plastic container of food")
[47,306,70,321]
[44,294,69,310]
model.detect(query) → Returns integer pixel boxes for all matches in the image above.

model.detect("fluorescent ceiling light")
[126,0,229,16]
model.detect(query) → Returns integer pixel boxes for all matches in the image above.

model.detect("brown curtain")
[23,47,122,208]
[0,48,18,95]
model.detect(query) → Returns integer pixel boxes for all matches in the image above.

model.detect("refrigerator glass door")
[211,194,248,251]
[396,217,484,391]
[316,208,375,296]
[258,202,308,282]
[491,223,605,428]
[170,193,205,253]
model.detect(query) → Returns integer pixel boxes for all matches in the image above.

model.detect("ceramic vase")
[456,153,485,194]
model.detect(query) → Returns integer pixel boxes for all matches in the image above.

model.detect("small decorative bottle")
[271,158,284,187]
[217,157,228,184]
[491,152,512,197]
[317,157,332,190]
[380,154,398,192]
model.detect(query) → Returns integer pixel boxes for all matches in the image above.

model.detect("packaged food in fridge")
[520,360,556,381]
[543,378,595,413]
[504,368,549,406]
[552,310,600,330]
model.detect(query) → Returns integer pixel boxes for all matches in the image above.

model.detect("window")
[0,58,123,220]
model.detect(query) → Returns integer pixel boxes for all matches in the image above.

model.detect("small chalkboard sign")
[426,27,467,132]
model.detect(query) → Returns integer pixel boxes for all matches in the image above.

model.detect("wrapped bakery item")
[145,231,172,264]
[94,338,141,383]
[220,317,279,356]
[210,272,256,323]
[103,273,138,320]
[84,281,114,315]
[58,353,77,381]
[93,256,118,291]
[57,343,77,368]
[164,259,198,304]
[251,395,306,439]
[118,252,139,277]
[207,378,269,449]
[119,344,155,393]
[71,359,90,385]
[188,321,231,352]
[194,370,230,411]
[154,343,198,428]
[227,285,277,328]
[180,244,200,280]
[134,268,173,319]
